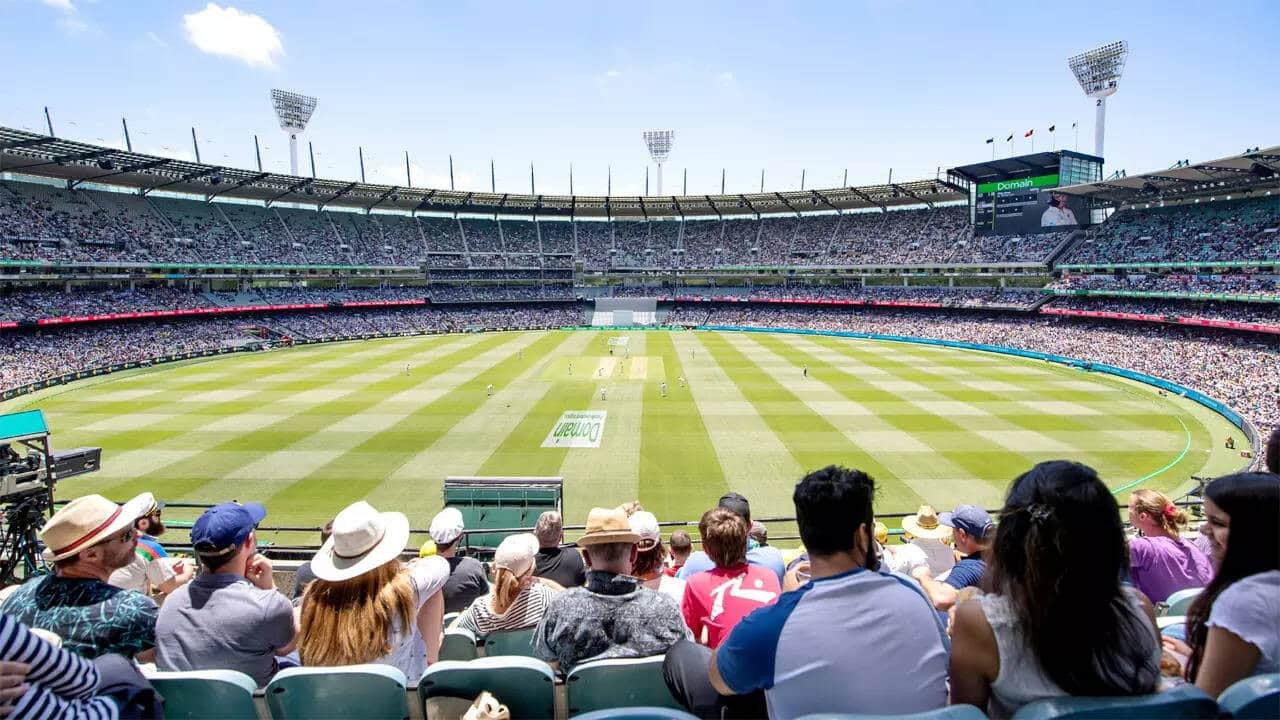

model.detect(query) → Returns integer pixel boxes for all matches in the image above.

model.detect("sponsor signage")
[541,410,608,449]
[1040,307,1280,335]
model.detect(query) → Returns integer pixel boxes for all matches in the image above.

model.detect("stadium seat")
[1009,684,1218,719]
[265,664,408,720]
[440,628,480,662]
[572,708,701,720]
[144,669,259,720]
[418,657,556,719]
[1218,674,1280,719]
[796,706,986,720]
[1163,587,1202,616]
[566,656,683,716]
[482,627,538,657]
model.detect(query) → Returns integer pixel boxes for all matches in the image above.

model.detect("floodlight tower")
[1067,41,1128,159]
[643,130,674,196]
[270,89,318,176]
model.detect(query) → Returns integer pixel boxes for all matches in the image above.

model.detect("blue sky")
[2,0,1277,196]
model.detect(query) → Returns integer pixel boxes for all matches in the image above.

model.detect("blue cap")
[939,504,993,539]
[190,502,267,552]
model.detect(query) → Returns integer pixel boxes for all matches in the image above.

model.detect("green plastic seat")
[566,656,682,717]
[265,664,408,720]
[573,708,700,720]
[797,707,986,720]
[145,669,259,720]
[1163,587,1203,616]
[482,627,538,658]
[418,657,555,720]
[1218,673,1280,719]
[441,628,480,662]
[1010,684,1218,719]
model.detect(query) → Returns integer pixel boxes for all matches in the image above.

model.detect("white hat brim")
[901,517,952,540]
[45,494,152,562]
[309,511,411,582]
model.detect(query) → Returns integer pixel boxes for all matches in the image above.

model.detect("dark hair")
[792,466,878,570]
[718,492,751,524]
[669,530,692,554]
[700,508,748,568]
[1185,471,1280,681]
[987,461,1157,696]
[1266,428,1279,475]
[632,540,667,577]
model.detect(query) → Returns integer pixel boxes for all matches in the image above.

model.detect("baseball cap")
[718,492,751,523]
[190,502,267,555]
[939,505,994,539]
[629,511,661,551]
[429,507,465,545]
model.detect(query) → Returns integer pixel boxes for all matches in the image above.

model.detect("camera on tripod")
[0,410,102,583]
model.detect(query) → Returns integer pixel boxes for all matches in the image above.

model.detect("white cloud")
[39,0,75,10]
[605,69,621,78]
[183,3,284,70]
[716,71,736,88]
[56,13,89,34]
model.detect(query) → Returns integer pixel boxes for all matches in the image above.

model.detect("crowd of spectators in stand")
[745,284,1043,309]
[1047,297,1280,325]
[1064,196,1280,265]
[1050,272,1279,297]
[427,285,576,302]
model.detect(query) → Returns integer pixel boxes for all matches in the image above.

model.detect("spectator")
[533,507,689,673]
[1179,472,1280,696]
[428,507,488,614]
[2,494,158,661]
[298,501,449,679]
[875,521,929,576]
[109,492,193,598]
[680,508,780,649]
[748,521,767,546]
[629,511,686,603]
[677,493,785,583]
[912,505,993,612]
[667,530,692,577]
[901,505,956,577]
[451,534,556,637]
[1267,427,1279,474]
[533,510,587,588]
[292,520,333,600]
[1126,489,1213,603]
[949,461,1160,718]
[155,501,296,686]
[679,466,948,718]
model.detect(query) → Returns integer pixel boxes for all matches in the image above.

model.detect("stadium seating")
[264,664,409,720]
[1162,587,1203,616]
[419,657,557,719]
[565,656,683,716]
[483,627,539,658]
[572,709,700,720]
[441,628,480,662]
[796,708,987,720]
[1008,684,1218,719]
[144,669,259,720]
[1217,674,1280,719]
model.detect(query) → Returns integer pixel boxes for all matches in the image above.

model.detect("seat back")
[572,708,701,720]
[483,627,538,657]
[145,669,259,720]
[419,657,556,719]
[265,664,408,720]
[441,628,480,662]
[1218,673,1280,719]
[796,706,986,720]
[566,656,682,717]
[1164,587,1203,616]
[1010,684,1218,719]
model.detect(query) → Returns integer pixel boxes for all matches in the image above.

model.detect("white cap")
[493,533,539,576]
[629,511,661,551]
[429,507,465,544]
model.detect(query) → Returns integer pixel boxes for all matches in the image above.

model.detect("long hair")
[298,560,416,667]
[1184,472,1280,681]
[987,461,1157,696]
[632,540,668,578]
[1130,489,1188,536]
[490,565,524,615]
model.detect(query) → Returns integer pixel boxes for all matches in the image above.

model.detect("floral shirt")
[2,575,158,659]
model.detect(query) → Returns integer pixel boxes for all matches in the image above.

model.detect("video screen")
[973,174,1089,236]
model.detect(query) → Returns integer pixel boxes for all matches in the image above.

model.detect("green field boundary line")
[1110,415,1193,495]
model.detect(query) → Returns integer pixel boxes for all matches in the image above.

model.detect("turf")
[1,329,1250,544]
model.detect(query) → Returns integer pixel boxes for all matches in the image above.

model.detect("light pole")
[642,130,674,196]
[1067,41,1128,160]
[270,89,318,176]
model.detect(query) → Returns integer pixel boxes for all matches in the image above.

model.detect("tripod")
[0,491,52,585]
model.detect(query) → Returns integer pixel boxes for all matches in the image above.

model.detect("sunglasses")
[117,528,137,544]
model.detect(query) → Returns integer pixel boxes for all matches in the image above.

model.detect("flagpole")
[1074,123,1079,152]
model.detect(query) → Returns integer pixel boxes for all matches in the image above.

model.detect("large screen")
[974,173,1089,236]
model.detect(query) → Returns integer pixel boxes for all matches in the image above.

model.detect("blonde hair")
[490,565,524,615]
[1130,489,1188,535]
[298,560,415,667]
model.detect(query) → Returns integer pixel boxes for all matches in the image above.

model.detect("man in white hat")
[429,507,487,614]
[901,505,956,577]
[534,506,689,674]
[108,492,194,598]
[1,494,158,660]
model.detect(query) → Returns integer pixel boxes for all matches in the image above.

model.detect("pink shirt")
[683,564,780,649]
[1129,535,1213,603]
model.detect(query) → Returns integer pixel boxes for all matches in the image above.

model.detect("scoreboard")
[973,173,1089,236]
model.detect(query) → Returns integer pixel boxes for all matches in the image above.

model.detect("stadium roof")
[1054,146,1280,205]
[0,127,966,218]
[949,150,1104,184]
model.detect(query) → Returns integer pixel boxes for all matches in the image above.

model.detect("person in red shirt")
[666,530,692,578]
[682,508,781,648]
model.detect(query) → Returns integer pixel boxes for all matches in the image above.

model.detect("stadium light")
[1067,41,1128,160]
[270,89,318,176]
[643,130,674,196]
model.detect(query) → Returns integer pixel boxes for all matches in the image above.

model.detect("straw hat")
[579,507,640,546]
[310,501,410,582]
[40,494,151,562]
[901,505,952,540]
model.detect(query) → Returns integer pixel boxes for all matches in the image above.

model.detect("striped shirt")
[452,583,554,637]
[0,613,118,720]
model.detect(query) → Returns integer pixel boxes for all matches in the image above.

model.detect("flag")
[1025,129,1034,138]
[1006,134,1013,142]
[1049,125,1056,132]
[985,138,994,144]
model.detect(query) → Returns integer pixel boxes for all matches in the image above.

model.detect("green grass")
[2,329,1250,547]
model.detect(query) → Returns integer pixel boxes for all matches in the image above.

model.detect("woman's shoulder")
[1215,570,1280,611]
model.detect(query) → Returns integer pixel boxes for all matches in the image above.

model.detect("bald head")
[535,511,563,548]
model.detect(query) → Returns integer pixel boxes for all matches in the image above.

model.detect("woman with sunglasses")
[450,534,560,637]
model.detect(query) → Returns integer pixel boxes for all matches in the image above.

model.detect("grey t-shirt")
[155,573,295,687]
[444,556,488,614]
